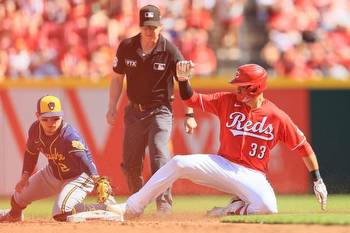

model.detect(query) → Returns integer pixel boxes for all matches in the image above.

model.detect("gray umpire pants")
[121,104,173,211]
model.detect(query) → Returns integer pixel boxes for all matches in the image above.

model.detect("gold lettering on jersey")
[57,162,70,172]
[42,148,70,172]
[226,112,274,140]
[45,148,65,161]
[72,140,85,150]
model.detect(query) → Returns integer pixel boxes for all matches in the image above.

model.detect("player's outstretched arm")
[16,151,39,192]
[302,153,328,211]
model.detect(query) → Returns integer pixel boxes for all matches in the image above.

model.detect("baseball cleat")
[206,198,244,217]
[0,209,23,223]
[104,195,117,205]
[106,203,126,220]
[206,206,226,217]
[156,203,172,216]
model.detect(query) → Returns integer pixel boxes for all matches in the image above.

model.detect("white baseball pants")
[126,154,277,215]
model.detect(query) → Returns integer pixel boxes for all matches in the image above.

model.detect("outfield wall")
[0,78,349,195]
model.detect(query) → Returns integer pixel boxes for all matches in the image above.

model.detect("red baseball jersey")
[186,91,314,174]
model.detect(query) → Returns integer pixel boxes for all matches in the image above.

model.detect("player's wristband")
[310,169,321,181]
[185,113,195,118]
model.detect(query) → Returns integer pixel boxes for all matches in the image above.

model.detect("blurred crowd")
[0,0,349,80]
[259,0,350,80]
[0,0,219,80]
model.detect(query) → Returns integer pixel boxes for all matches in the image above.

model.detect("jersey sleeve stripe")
[291,137,306,151]
[26,148,37,155]
[199,94,205,111]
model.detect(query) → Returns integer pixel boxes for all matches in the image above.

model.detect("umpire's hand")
[176,60,195,81]
[106,109,117,126]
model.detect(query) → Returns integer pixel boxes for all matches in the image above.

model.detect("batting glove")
[313,178,328,211]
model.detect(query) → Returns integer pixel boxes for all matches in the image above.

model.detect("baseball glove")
[94,176,112,203]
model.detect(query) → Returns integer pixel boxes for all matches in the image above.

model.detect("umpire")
[106,4,197,214]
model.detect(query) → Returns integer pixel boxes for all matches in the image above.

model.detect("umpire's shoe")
[0,209,23,222]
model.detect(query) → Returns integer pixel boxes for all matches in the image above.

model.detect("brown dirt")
[1,214,349,233]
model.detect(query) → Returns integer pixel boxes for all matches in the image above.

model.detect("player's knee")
[261,204,278,214]
[170,155,189,171]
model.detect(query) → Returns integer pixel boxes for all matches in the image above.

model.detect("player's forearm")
[73,151,98,176]
[21,151,39,176]
[302,153,319,172]
[302,153,324,181]
[108,73,124,111]
[178,80,193,100]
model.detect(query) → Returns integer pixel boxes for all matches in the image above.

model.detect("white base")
[67,210,124,222]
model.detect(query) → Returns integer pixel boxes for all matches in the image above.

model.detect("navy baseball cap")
[139,5,161,27]
[37,95,64,117]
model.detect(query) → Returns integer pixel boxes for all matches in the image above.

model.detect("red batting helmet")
[230,64,268,101]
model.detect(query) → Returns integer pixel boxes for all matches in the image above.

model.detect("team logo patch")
[48,102,55,110]
[72,140,85,150]
[125,59,137,67]
[153,63,165,71]
[145,12,154,18]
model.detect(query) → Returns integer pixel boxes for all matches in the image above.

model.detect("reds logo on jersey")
[225,112,274,140]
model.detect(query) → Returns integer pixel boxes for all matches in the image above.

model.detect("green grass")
[1,194,349,224]
[223,195,350,225]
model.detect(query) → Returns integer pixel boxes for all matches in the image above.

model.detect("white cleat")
[106,203,126,221]
[206,199,245,217]
[206,206,226,217]
[104,195,117,205]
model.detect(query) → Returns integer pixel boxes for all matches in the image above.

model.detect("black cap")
[139,5,161,27]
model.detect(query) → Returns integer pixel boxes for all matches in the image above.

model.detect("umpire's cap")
[37,95,64,117]
[139,5,161,27]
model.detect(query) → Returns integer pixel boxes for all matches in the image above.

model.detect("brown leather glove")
[94,176,112,203]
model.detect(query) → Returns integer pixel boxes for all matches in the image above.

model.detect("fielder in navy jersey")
[0,95,115,222]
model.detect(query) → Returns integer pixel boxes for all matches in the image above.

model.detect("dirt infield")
[1,214,349,233]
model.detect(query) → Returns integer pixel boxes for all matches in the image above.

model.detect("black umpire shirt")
[112,33,184,106]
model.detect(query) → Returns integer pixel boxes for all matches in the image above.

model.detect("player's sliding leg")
[113,154,277,216]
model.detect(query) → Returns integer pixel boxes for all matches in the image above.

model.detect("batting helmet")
[230,64,268,102]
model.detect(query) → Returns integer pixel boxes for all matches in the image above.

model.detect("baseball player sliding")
[107,63,327,218]
[0,95,116,222]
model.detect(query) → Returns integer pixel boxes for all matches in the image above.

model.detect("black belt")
[129,101,163,112]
